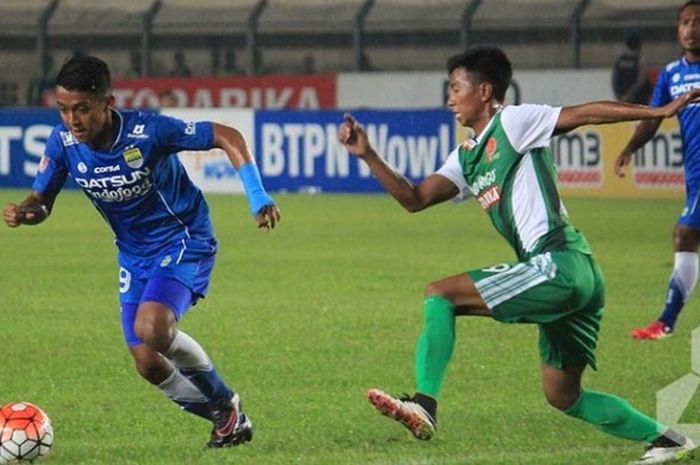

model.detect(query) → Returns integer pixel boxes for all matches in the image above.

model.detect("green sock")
[415,295,455,398]
[564,389,664,442]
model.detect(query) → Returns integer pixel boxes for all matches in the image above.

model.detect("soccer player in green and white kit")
[339,46,700,464]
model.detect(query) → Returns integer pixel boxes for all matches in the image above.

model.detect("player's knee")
[674,224,700,251]
[425,281,448,299]
[133,314,156,344]
[134,305,175,351]
[133,356,168,384]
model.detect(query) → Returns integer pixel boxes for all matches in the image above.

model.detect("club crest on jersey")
[485,137,499,162]
[123,147,143,168]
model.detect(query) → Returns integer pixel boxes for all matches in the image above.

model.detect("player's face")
[55,86,113,144]
[678,5,700,55]
[446,67,489,128]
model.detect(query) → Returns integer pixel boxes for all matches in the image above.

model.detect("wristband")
[239,162,274,216]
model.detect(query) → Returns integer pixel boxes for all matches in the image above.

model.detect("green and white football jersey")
[437,104,591,261]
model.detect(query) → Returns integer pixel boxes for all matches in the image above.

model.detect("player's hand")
[658,87,700,118]
[255,204,280,231]
[3,203,23,228]
[339,113,374,159]
[4,201,49,227]
[614,149,633,178]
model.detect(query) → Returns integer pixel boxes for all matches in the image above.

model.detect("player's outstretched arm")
[3,192,52,228]
[339,113,458,212]
[614,118,662,178]
[555,87,700,134]
[211,122,280,230]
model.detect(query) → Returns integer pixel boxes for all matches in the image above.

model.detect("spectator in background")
[612,31,654,104]
[214,48,243,77]
[360,51,375,72]
[169,50,192,77]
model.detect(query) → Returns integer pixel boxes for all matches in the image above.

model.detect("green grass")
[0,189,698,465]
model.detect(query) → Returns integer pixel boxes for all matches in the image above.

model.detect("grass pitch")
[0,189,697,465]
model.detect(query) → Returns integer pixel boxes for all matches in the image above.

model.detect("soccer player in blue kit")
[616,0,700,340]
[2,56,280,447]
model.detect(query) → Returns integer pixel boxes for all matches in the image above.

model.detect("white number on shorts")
[119,267,131,293]
[482,263,511,273]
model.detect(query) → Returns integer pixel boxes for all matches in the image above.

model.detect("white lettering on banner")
[298,88,320,109]
[114,87,322,109]
[0,127,22,175]
[285,124,304,177]
[23,125,52,176]
[0,125,52,176]
[220,88,246,107]
[304,124,325,177]
[262,125,285,176]
[260,122,451,179]
[633,131,684,187]
[325,125,349,177]
[551,131,602,186]
[192,89,214,108]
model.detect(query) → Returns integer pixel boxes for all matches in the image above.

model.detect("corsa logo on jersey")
[477,185,501,210]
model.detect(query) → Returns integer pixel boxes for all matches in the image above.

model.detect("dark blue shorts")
[118,238,216,346]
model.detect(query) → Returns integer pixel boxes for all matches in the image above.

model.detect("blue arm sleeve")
[239,162,275,216]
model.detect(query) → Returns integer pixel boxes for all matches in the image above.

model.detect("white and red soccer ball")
[0,402,53,463]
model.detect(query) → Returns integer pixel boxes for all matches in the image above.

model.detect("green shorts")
[467,250,605,370]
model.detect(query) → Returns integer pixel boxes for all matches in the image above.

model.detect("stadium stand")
[0,0,686,106]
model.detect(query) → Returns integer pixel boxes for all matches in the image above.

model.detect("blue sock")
[659,276,685,330]
[177,401,213,420]
[180,366,233,402]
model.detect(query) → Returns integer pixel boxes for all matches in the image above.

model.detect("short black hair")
[679,1,700,19]
[55,55,111,97]
[446,46,512,103]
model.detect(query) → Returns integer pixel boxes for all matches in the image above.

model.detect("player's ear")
[479,82,494,103]
[105,94,115,109]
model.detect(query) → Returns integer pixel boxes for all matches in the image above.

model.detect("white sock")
[165,330,212,371]
[157,368,208,403]
[673,252,698,302]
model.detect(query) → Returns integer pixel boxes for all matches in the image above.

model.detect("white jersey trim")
[435,146,473,202]
[512,152,549,253]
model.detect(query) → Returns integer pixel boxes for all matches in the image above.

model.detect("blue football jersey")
[33,109,216,257]
[651,57,700,182]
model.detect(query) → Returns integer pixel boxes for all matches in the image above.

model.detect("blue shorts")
[680,177,700,229]
[118,238,216,346]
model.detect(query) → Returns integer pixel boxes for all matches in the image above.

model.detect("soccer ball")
[0,402,53,463]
